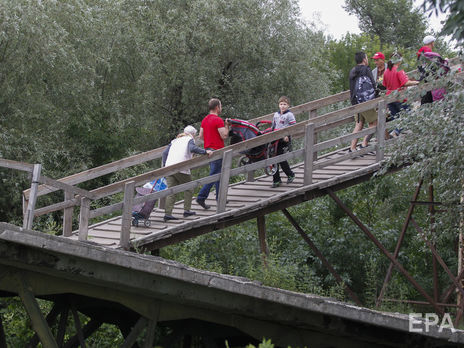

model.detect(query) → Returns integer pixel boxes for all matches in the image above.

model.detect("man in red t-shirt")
[196,98,229,209]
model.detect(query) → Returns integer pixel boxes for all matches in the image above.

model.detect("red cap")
[371,52,385,60]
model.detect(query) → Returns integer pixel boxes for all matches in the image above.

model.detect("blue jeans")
[387,101,409,117]
[197,158,222,201]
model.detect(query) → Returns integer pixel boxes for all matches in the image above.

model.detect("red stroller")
[228,119,280,176]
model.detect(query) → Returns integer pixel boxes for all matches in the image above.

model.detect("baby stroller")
[228,118,279,176]
[131,177,167,227]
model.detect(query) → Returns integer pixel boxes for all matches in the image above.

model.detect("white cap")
[423,35,436,45]
[184,125,197,136]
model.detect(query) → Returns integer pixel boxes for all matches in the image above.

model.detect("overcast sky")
[298,0,447,40]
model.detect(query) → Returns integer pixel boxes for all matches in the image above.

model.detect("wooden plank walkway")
[71,148,383,250]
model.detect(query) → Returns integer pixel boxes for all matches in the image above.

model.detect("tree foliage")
[343,0,427,49]
[0,0,335,221]
[422,0,464,43]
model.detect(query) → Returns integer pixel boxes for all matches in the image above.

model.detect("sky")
[298,0,447,40]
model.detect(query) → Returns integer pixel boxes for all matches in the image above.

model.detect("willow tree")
[343,0,427,49]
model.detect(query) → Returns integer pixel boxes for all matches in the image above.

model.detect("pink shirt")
[383,66,409,96]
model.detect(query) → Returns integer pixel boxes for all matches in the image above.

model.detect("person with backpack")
[348,51,377,152]
[383,52,419,116]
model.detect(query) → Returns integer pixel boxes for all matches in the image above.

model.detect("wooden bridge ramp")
[73,148,383,251]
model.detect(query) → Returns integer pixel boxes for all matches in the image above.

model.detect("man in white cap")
[162,126,212,222]
[417,35,437,104]
[418,35,436,57]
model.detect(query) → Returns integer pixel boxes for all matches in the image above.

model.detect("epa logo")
[409,313,456,333]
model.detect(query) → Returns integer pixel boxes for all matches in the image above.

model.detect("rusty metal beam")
[326,188,444,315]
[441,268,464,303]
[429,183,439,303]
[281,208,362,306]
[410,218,464,301]
[376,179,423,307]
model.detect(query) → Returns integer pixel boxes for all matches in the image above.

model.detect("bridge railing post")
[303,123,315,186]
[376,100,386,162]
[217,150,233,213]
[78,197,90,241]
[120,180,135,250]
[23,164,42,230]
[309,109,318,160]
[63,191,74,237]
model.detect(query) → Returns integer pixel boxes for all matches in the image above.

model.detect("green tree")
[422,0,464,43]
[343,0,427,49]
[0,0,336,221]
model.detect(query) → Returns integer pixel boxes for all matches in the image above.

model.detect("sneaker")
[196,198,211,210]
[163,214,178,222]
[271,181,281,188]
[183,210,196,217]
[287,175,295,184]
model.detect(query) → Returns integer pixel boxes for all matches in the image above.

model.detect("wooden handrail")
[22,90,354,200]
[0,159,34,173]
[23,91,416,218]
[23,58,462,201]
[24,67,464,225]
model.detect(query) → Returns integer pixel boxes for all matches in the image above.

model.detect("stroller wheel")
[265,164,278,176]
[238,156,250,166]
[143,220,151,227]
[132,218,139,227]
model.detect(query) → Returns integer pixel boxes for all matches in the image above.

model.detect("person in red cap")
[371,52,387,96]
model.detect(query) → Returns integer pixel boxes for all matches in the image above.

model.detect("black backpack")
[355,75,375,103]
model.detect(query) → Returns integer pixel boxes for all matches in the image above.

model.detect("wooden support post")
[143,319,158,348]
[376,100,386,162]
[15,275,59,348]
[327,189,444,315]
[120,316,148,348]
[257,215,269,257]
[0,315,7,348]
[309,109,318,160]
[376,179,423,307]
[27,303,61,348]
[23,164,42,230]
[70,302,86,348]
[303,123,315,186]
[282,208,363,306]
[63,191,74,237]
[56,305,69,347]
[246,170,255,182]
[64,319,102,348]
[217,150,233,213]
[121,181,135,250]
[78,197,91,241]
